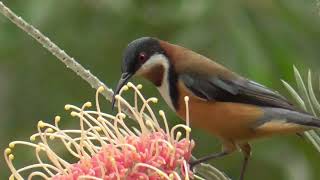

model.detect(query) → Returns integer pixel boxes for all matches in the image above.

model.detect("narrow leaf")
[293,66,316,114]
[307,70,320,114]
[281,80,305,109]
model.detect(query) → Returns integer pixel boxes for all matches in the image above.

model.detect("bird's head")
[112,37,169,108]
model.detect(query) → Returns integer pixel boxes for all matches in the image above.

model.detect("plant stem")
[0,1,113,101]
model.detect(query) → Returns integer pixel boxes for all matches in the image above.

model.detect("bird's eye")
[138,52,147,63]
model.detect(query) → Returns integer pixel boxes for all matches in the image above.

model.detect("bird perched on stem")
[112,37,320,180]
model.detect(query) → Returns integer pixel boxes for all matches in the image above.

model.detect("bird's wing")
[180,72,296,110]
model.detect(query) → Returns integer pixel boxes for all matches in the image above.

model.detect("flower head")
[5,83,194,180]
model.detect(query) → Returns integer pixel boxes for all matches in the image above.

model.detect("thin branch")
[0,1,229,179]
[0,1,113,101]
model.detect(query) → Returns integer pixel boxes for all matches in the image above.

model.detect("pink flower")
[5,83,194,180]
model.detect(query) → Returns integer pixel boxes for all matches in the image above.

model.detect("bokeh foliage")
[1,0,320,179]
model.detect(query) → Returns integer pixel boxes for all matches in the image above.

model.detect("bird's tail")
[261,107,320,128]
[293,115,320,128]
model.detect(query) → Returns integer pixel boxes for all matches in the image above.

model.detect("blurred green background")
[1,0,320,179]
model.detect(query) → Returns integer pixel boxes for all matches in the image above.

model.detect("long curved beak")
[112,72,133,109]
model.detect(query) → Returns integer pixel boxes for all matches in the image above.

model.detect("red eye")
[138,52,147,63]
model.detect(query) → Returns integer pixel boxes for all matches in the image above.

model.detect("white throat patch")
[139,54,175,110]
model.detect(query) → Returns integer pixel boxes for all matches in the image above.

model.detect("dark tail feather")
[293,116,320,128]
[262,107,320,128]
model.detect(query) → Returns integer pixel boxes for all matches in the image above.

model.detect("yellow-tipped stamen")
[64,104,71,110]
[36,127,72,171]
[4,150,23,180]
[95,86,105,118]
[84,89,118,177]
[46,128,54,133]
[184,96,191,141]
[9,141,41,149]
[96,116,127,140]
[139,97,161,130]
[184,96,190,127]
[93,94,118,167]
[82,114,119,159]
[37,120,45,129]
[115,94,122,114]
[133,83,144,111]
[5,148,12,155]
[30,135,36,142]
[9,142,15,149]
[145,120,156,132]
[170,124,191,144]
[70,105,118,141]
[128,82,160,128]
[115,84,129,116]
[126,82,134,88]
[54,116,61,128]
[71,112,108,150]
[95,86,107,165]
[116,95,149,134]
[134,84,139,110]
[114,113,126,143]
[103,115,136,137]
[159,110,171,141]
[137,84,143,89]
[36,121,60,146]
[79,103,90,158]
[32,130,83,158]
[77,108,119,139]
[175,131,182,142]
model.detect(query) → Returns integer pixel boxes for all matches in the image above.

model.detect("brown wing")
[180,72,296,110]
[159,39,296,110]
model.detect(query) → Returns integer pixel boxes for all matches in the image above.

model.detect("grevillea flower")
[4,82,195,180]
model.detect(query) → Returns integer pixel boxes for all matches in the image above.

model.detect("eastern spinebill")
[112,37,320,180]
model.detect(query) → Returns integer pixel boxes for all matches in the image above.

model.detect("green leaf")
[307,70,320,114]
[284,67,320,153]
[293,66,315,114]
[281,80,305,109]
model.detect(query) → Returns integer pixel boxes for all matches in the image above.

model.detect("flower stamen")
[5,83,194,179]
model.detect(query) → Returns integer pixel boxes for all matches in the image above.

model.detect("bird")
[112,37,320,180]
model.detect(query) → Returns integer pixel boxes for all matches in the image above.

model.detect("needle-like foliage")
[282,66,320,151]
